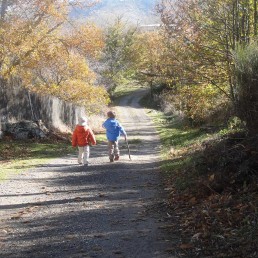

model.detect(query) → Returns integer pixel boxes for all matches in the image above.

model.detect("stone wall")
[0,79,86,135]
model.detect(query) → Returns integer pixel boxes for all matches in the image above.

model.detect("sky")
[70,0,160,26]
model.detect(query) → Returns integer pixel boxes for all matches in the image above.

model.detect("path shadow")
[0,159,175,258]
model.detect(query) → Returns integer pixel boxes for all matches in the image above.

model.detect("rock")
[2,120,49,139]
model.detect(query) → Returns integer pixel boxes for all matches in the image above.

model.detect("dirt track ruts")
[0,90,177,258]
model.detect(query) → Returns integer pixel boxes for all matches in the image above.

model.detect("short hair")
[107,111,116,118]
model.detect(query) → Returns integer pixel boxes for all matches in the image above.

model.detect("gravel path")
[0,90,176,258]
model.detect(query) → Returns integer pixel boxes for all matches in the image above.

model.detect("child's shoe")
[109,155,114,162]
[114,154,119,161]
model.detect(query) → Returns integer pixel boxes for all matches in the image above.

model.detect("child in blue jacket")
[102,111,127,162]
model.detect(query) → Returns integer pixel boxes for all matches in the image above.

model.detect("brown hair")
[107,111,116,118]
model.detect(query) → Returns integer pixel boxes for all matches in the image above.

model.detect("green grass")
[0,140,73,181]
[112,83,146,105]
[150,112,209,156]
[148,111,215,190]
[95,133,107,143]
[0,133,121,181]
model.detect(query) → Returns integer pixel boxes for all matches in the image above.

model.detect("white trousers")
[78,146,90,165]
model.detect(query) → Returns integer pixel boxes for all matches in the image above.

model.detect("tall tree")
[0,0,109,110]
[100,18,138,96]
[155,0,258,124]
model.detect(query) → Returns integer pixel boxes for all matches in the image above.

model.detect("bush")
[233,42,258,134]
[159,84,229,125]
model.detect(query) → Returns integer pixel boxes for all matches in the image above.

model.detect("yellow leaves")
[65,53,94,80]
[209,174,215,182]
[0,0,103,74]
[47,80,109,112]
[21,47,109,110]
[134,30,168,77]
[0,0,108,113]
[65,23,104,58]
[167,82,229,123]
[33,0,68,21]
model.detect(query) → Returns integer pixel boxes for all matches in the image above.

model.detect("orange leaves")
[179,243,194,250]
[65,23,104,58]
[0,0,109,112]
[22,48,109,110]
[33,0,68,20]
[171,188,258,255]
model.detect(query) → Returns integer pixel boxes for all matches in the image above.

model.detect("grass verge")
[95,133,107,143]
[0,139,73,181]
[0,132,108,181]
[149,111,212,189]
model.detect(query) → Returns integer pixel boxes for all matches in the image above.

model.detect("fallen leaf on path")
[65,235,76,240]
[11,215,22,220]
[179,243,193,249]
[26,206,39,212]
[22,221,31,224]
[45,191,52,195]
[94,204,105,209]
[158,225,174,229]
[209,174,215,182]
[189,197,197,204]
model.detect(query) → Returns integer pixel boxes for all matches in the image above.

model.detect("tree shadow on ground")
[0,159,177,258]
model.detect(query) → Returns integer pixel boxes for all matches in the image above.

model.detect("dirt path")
[0,90,177,258]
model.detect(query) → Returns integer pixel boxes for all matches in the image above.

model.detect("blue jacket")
[102,118,126,141]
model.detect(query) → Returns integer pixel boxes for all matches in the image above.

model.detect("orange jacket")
[72,125,96,147]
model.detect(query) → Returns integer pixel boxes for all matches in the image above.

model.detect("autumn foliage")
[132,0,258,129]
[0,0,109,111]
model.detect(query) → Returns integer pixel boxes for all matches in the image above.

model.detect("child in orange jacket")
[72,117,96,166]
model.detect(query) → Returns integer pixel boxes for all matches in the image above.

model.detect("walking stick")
[125,137,132,160]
